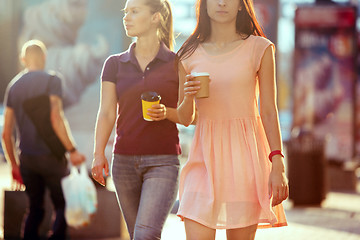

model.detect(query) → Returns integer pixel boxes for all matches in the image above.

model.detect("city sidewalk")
[164,192,360,240]
[1,161,360,240]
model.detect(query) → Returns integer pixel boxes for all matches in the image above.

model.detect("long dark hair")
[177,0,265,61]
[146,0,174,51]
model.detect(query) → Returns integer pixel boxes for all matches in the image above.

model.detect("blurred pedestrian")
[1,39,85,240]
[91,0,181,239]
[176,0,288,239]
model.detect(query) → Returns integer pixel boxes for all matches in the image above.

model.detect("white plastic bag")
[61,163,97,228]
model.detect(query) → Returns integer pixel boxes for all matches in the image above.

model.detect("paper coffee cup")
[141,91,161,121]
[193,72,210,98]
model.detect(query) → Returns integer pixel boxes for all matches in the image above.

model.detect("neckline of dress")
[198,35,252,58]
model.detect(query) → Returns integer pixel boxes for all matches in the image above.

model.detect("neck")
[26,65,44,71]
[135,33,161,60]
[209,20,240,44]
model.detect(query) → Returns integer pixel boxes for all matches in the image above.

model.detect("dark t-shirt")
[101,42,181,155]
[4,70,62,155]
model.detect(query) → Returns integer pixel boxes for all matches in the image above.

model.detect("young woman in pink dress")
[176,0,289,239]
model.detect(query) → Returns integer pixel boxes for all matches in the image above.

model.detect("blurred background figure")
[2,39,85,240]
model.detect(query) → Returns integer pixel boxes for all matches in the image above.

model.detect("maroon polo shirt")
[101,42,181,155]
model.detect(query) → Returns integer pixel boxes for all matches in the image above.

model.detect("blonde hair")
[20,39,47,59]
[145,0,174,50]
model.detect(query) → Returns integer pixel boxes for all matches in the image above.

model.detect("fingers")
[91,160,108,186]
[283,185,289,203]
[70,152,86,166]
[269,170,289,207]
[104,161,110,176]
[272,190,281,207]
[184,80,200,96]
[184,74,201,96]
[271,184,289,207]
[185,74,194,81]
[268,180,272,199]
[75,155,86,165]
[81,154,86,163]
[11,179,25,191]
[91,167,106,186]
[11,180,18,191]
[147,104,167,121]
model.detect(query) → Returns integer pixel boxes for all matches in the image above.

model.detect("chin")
[125,30,136,38]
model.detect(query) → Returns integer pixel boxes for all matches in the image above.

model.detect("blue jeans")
[111,154,180,240]
[20,154,69,240]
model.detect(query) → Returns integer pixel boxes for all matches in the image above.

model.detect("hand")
[147,104,167,121]
[11,165,24,191]
[268,163,289,207]
[69,150,86,166]
[184,74,201,97]
[91,154,109,186]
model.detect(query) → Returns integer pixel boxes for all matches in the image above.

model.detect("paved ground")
[1,160,360,240]
[162,193,360,240]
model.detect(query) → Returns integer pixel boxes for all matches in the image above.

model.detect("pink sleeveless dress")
[177,35,287,229]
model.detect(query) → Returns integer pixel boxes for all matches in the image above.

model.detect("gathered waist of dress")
[197,115,261,123]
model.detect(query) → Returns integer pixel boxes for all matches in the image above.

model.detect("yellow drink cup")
[141,91,161,121]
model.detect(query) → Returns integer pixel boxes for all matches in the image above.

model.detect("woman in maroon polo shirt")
[91,0,181,239]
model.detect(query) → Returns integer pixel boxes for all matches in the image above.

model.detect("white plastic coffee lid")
[192,72,210,77]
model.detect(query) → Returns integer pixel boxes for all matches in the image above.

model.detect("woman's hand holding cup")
[147,103,167,121]
[184,72,210,98]
[184,73,201,98]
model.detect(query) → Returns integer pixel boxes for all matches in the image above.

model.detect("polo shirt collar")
[156,42,173,62]
[119,41,172,64]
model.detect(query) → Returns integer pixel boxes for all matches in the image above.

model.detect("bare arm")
[1,107,18,167]
[50,95,85,166]
[177,63,199,126]
[258,45,289,206]
[1,107,23,189]
[91,81,117,186]
[259,46,283,156]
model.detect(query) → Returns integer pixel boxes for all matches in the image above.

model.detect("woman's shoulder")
[105,42,134,63]
[248,35,274,48]
[106,51,127,62]
[103,50,131,70]
[248,35,275,71]
[249,35,273,44]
